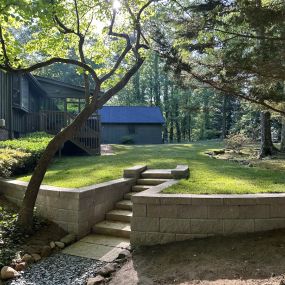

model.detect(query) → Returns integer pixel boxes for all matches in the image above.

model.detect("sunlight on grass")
[18,141,285,194]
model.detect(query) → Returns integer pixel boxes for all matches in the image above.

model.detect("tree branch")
[0,25,10,66]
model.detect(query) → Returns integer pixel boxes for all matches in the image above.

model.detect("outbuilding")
[99,106,165,144]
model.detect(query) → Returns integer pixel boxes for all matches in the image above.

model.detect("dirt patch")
[110,230,285,285]
[0,196,66,265]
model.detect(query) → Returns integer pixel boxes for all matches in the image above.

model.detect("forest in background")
[35,52,282,144]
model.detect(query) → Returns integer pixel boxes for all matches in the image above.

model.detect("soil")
[110,230,285,285]
[0,196,66,264]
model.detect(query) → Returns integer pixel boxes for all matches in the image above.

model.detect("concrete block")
[175,233,207,242]
[160,218,190,233]
[191,219,223,234]
[177,205,207,219]
[255,218,285,232]
[132,195,160,204]
[223,219,254,234]
[207,205,239,219]
[239,205,270,219]
[192,197,223,205]
[56,209,78,223]
[223,196,257,205]
[124,165,147,178]
[131,217,159,232]
[145,232,175,245]
[147,204,177,218]
[133,204,146,217]
[130,231,146,245]
[160,195,192,205]
[171,165,190,179]
[270,204,285,218]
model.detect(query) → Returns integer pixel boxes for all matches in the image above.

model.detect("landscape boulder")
[1,266,20,280]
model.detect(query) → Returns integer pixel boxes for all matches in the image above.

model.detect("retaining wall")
[0,177,135,237]
[131,180,285,246]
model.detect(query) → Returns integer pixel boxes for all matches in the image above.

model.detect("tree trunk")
[259,111,278,158]
[18,100,99,231]
[281,116,285,152]
[221,95,227,139]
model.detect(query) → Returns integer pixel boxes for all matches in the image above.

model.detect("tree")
[0,0,155,231]
[152,0,285,115]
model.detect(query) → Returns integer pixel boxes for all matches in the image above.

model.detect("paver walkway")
[63,234,130,262]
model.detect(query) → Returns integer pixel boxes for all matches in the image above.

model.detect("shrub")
[120,135,135,144]
[0,132,52,177]
[225,133,249,153]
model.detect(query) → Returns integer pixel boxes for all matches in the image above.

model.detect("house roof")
[99,106,165,124]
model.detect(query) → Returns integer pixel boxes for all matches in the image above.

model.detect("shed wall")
[101,123,163,144]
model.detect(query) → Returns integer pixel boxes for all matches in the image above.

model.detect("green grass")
[18,141,285,194]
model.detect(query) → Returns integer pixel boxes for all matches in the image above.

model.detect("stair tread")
[142,169,172,174]
[107,209,132,216]
[94,220,131,231]
[116,200,133,206]
[137,178,169,185]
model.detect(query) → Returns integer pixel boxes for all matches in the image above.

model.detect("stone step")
[136,178,169,185]
[141,169,173,179]
[124,192,136,200]
[132,185,150,192]
[115,200,133,210]
[93,220,131,238]
[106,209,132,222]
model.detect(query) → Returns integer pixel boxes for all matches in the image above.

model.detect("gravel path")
[6,253,105,285]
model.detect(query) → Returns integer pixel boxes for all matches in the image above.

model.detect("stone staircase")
[92,171,172,239]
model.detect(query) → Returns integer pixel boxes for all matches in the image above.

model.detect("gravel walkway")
[6,253,105,285]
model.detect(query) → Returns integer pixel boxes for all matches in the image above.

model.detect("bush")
[225,133,249,153]
[0,132,52,177]
[120,135,135,144]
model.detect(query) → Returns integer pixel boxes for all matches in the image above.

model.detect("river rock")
[15,262,26,271]
[31,253,41,262]
[60,234,76,245]
[21,254,33,263]
[50,241,56,249]
[0,266,20,280]
[98,263,116,277]
[41,245,51,257]
[86,275,105,285]
[55,241,65,248]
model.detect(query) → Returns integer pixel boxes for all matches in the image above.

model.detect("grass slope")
[18,141,285,194]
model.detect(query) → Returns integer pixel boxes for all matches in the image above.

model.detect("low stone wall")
[0,177,135,237]
[131,181,285,246]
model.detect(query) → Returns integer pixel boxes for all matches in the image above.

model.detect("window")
[12,75,29,112]
[128,125,136,134]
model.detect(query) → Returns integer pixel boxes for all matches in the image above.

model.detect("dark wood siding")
[0,70,12,137]
[101,123,163,144]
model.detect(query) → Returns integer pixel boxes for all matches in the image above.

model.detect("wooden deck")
[26,111,101,155]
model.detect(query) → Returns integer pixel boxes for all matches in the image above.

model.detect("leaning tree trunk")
[259,111,278,158]
[281,116,285,152]
[18,99,99,231]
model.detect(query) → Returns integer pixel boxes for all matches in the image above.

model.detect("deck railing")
[26,111,101,155]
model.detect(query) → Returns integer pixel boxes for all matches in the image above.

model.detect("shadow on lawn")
[129,230,285,284]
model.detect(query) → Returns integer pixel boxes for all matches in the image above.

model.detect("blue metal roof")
[99,106,165,124]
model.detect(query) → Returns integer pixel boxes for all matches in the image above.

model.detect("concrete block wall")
[0,177,135,237]
[131,181,285,246]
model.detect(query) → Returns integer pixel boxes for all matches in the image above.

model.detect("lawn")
[17,141,285,194]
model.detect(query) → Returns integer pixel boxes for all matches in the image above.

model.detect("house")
[99,106,165,144]
[0,71,100,155]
